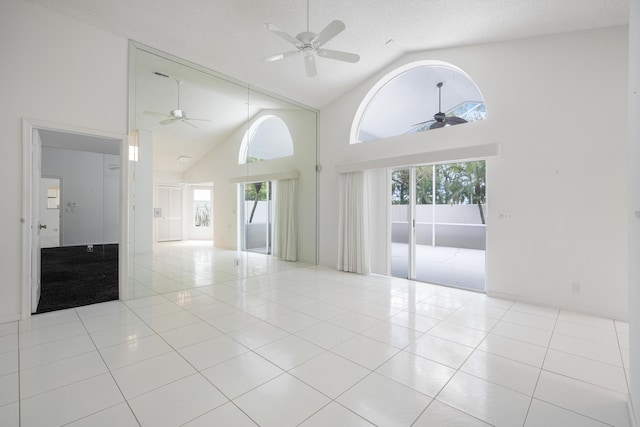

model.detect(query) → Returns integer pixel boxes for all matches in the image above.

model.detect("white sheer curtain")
[337,171,370,274]
[273,178,297,261]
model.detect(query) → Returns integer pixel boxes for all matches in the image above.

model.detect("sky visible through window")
[243,116,293,163]
[357,64,486,142]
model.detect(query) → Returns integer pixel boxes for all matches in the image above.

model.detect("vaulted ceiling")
[28,0,628,110]
[27,0,629,173]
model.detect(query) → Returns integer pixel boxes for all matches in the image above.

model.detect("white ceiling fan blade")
[312,20,345,47]
[186,118,210,122]
[317,48,360,63]
[304,54,317,77]
[264,23,300,46]
[144,111,169,118]
[181,120,198,129]
[261,50,301,62]
[159,118,177,125]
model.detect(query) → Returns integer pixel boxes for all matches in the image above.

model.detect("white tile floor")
[0,242,632,426]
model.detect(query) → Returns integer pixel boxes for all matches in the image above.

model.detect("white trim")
[130,41,318,113]
[21,120,33,318]
[336,143,500,174]
[628,395,637,427]
[0,314,21,324]
[21,118,128,319]
[349,60,482,144]
[229,170,300,184]
[488,290,628,322]
[238,114,295,165]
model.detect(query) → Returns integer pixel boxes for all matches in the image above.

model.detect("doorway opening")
[240,181,272,254]
[21,120,127,317]
[390,161,486,291]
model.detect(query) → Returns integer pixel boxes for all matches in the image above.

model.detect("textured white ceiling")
[27,0,628,173]
[27,0,628,110]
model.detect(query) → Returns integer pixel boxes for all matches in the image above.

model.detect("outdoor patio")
[391,243,486,292]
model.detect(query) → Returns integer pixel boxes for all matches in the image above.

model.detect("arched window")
[238,115,294,164]
[351,61,486,143]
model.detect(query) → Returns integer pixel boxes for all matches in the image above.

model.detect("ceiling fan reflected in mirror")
[413,82,468,130]
[144,79,210,128]
[261,0,360,77]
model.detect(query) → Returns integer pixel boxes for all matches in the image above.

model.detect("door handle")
[39,224,47,229]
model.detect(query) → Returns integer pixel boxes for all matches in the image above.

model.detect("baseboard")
[629,394,637,427]
[0,313,21,324]
[486,290,628,322]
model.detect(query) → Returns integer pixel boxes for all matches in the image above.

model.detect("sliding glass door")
[390,161,486,291]
[391,169,412,278]
[241,181,272,254]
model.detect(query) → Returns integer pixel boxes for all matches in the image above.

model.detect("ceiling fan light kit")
[261,0,359,77]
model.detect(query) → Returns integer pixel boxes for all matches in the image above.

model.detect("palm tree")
[246,182,264,223]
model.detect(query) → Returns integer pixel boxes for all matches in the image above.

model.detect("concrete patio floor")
[391,243,486,292]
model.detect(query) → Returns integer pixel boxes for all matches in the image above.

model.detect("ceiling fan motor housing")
[170,109,187,119]
[296,32,317,52]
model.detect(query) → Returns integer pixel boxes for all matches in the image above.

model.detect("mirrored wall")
[126,42,317,299]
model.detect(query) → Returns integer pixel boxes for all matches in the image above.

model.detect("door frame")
[389,161,488,291]
[239,181,273,254]
[21,118,129,318]
[155,184,184,242]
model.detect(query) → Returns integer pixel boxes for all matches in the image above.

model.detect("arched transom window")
[352,61,486,143]
[239,115,294,164]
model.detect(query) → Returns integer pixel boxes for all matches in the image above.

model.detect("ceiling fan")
[261,0,360,77]
[144,79,210,128]
[413,82,468,130]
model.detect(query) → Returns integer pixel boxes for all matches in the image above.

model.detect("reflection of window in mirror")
[239,115,294,164]
[47,187,60,209]
[193,189,211,228]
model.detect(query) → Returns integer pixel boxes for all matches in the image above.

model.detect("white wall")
[42,147,119,245]
[186,109,317,263]
[0,0,128,321]
[319,26,629,319]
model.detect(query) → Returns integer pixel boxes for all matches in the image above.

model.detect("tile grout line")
[515,308,623,427]
[15,251,631,426]
[614,320,631,393]
[521,306,560,426]
[407,296,515,426]
[74,305,144,427]
[16,323,21,427]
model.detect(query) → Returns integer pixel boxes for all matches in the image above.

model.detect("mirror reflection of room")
[127,45,317,299]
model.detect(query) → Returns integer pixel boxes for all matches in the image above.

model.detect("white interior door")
[157,186,182,242]
[31,131,42,312]
[157,187,170,241]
